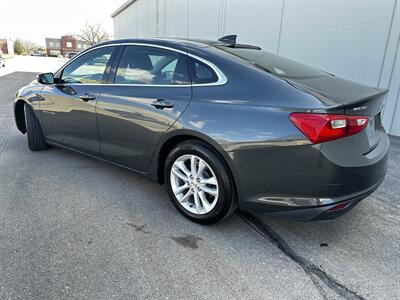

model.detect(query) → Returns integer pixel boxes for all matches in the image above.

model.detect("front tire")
[165,140,236,225]
[24,104,48,151]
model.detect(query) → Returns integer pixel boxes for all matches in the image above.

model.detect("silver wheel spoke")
[200,185,218,196]
[198,191,211,212]
[195,160,206,178]
[190,156,197,177]
[201,176,217,185]
[172,167,189,182]
[174,183,189,195]
[170,154,219,215]
[193,191,202,214]
[179,189,192,203]
[175,161,191,178]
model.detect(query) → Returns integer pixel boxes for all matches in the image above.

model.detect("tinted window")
[190,59,219,84]
[60,47,114,84]
[114,46,190,85]
[219,47,326,79]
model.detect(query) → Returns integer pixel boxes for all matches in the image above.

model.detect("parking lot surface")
[0,71,399,299]
[0,56,67,78]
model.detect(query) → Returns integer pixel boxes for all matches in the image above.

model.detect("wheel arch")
[151,129,241,202]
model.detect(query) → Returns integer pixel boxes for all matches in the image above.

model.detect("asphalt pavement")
[0,72,399,299]
[0,56,67,77]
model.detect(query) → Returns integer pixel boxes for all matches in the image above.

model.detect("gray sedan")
[14,36,389,224]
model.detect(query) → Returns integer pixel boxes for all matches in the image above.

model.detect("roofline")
[53,41,228,87]
[93,38,214,50]
[111,0,137,18]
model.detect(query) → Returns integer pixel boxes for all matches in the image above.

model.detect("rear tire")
[24,104,48,151]
[165,140,236,225]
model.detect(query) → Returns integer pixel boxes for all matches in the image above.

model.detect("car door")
[96,45,192,172]
[39,46,116,155]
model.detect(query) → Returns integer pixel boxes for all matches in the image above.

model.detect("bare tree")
[78,23,111,46]
[20,39,41,55]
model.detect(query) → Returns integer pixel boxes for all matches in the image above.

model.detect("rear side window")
[189,59,219,84]
[114,46,190,85]
[219,47,326,79]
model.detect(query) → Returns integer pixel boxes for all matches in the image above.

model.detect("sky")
[0,0,126,46]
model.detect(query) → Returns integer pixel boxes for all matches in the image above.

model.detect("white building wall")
[6,38,14,55]
[187,1,221,39]
[113,0,400,136]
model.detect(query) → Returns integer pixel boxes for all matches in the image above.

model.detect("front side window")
[189,59,219,84]
[60,47,114,84]
[114,46,190,85]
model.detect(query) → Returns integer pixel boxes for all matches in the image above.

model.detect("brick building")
[45,35,89,57]
[0,38,14,55]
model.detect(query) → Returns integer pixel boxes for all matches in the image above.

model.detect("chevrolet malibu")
[14,36,389,224]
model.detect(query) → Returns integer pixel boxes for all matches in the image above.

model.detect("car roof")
[93,38,262,62]
[95,37,261,51]
[95,38,213,50]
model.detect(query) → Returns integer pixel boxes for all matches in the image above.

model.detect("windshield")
[218,47,327,79]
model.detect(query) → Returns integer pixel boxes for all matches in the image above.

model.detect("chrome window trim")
[54,43,227,87]
[187,53,227,87]
[54,45,116,79]
[59,83,192,88]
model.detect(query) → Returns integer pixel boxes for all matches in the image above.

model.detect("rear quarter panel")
[157,67,319,201]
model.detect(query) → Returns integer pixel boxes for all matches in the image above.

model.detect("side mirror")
[37,72,55,84]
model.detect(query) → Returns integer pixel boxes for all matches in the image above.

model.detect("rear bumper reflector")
[327,201,353,211]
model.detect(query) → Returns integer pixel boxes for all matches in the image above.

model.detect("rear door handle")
[151,99,174,109]
[79,93,97,102]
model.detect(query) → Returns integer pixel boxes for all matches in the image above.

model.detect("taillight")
[289,113,369,144]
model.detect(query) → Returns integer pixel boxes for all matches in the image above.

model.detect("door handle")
[151,99,174,109]
[79,93,97,102]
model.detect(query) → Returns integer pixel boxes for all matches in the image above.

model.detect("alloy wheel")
[170,154,219,215]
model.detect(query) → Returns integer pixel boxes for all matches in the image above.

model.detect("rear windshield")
[218,47,326,79]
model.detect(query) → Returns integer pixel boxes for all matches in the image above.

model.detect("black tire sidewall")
[165,141,234,224]
[24,103,48,151]
[25,104,36,142]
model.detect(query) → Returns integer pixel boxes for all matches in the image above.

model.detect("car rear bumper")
[238,178,384,221]
[232,132,389,221]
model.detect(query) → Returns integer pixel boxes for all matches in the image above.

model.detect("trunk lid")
[285,75,387,115]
